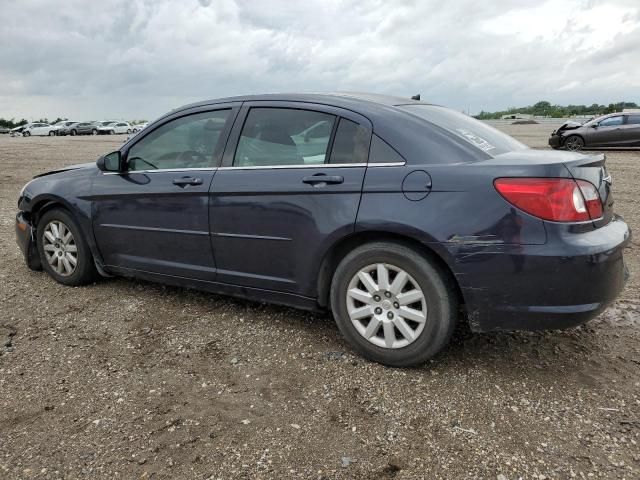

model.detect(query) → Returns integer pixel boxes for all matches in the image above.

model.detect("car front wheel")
[564,135,584,151]
[23,131,31,137]
[49,130,56,136]
[330,242,457,367]
[37,209,97,286]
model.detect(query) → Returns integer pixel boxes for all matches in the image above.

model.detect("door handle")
[302,174,344,186]
[172,176,203,187]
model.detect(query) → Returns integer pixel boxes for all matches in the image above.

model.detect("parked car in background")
[57,122,99,136]
[0,127,9,134]
[22,123,57,137]
[15,93,630,367]
[549,112,640,150]
[51,120,79,134]
[97,121,132,135]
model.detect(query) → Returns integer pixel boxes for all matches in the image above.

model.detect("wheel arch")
[316,231,463,312]
[563,133,585,147]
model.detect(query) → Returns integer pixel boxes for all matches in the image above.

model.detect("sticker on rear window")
[455,128,495,152]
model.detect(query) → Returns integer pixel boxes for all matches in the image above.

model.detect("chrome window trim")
[101,161,406,175]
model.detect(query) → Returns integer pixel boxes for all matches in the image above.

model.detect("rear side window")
[399,104,527,156]
[368,134,405,164]
[329,118,370,164]
[235,108,336,167]
[626,115,640,125]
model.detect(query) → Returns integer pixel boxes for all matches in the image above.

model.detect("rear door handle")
[173,176,203,187]
[302,174,344,186]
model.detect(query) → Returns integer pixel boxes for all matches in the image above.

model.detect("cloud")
[0,0,638,120]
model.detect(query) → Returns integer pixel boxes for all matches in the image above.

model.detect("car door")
[587,115,624,146]
[209,102,371,297]
[92,104,239,280]
[31,123,44,135]
[619,114,640,146]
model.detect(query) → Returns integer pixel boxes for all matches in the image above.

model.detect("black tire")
[49,130,56,136]
[23,131,31,137]
[70,129,77,136]
[330,242,457,367]
[92,129,98,135]
[36,208,97,286]
[126,129,131,134]
[564,135,584,151]
[109,130,114,135]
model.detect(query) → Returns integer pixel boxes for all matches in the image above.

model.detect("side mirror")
[97,151,122,172]
[591,124,598,128]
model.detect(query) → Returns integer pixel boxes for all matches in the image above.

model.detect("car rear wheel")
[127,129,131,134]
[70,129,77,136]
[330,242,457,367]
[49,130,55,136]
[92,129,98,135]
[564,135,584,151]
[109,130,114,135]
[37,209,97,286]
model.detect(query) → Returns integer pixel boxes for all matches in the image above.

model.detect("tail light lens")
[494,178,603,222]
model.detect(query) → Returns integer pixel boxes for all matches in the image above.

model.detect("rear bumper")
[15,212,42,270]
[454,216,631,332]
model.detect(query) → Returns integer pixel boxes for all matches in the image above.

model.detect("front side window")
[126,109,230,171]
[599,116,623,127]
[234,108,335,167]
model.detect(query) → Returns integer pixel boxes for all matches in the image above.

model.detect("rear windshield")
[399,104,527,156]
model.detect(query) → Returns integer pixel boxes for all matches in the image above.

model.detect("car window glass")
[126,109,230,171]
[599,116,623,127]
[368,134,406,164]
[234,108,335,167]
[329,118,370,164]
[400,104,527,156]
[626,115,640,125]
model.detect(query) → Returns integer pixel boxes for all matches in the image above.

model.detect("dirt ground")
[0,125,638,480]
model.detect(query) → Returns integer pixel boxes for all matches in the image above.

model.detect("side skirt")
[104,265,322,312]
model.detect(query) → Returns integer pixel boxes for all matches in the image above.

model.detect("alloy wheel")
[42,220,78,276]
[346,263,427,349]
[565,136,583,151]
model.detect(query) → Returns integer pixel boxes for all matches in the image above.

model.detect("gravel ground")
[0,125,638,480]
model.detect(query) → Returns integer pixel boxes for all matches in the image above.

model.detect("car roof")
[175,92,429,115]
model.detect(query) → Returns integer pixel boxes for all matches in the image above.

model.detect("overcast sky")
[1,0,639,121]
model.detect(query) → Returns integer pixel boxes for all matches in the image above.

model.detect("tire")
[109,130,114,135]
[92,129,98,135]
[23,131,31,137]
[330,242,457,367]
[564,135,584,151]
[36,208,97,286]
[70,129,77,136]
[126,129,131,134]
[49,130,55,136]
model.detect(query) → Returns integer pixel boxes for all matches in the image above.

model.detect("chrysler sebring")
[15,93,630,366]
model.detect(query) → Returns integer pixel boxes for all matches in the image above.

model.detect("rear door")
[209,102,371,296]
[619,114,640,146]
[92,104,239,280]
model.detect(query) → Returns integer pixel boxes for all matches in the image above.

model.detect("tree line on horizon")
[474,101,639,119]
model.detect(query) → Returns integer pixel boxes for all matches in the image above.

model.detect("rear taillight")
[494,178,603,222]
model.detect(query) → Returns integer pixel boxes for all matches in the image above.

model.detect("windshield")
[400,104,528,156]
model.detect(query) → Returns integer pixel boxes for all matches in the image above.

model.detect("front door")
[588,115,624,146]
[209,102,371,297]
[92,105,238,280]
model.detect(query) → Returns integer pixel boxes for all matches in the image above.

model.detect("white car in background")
[51,120,79,134]
[22,123,57,137]
[97,121,132,135]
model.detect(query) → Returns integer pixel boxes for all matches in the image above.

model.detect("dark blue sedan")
[15,93,630,366]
